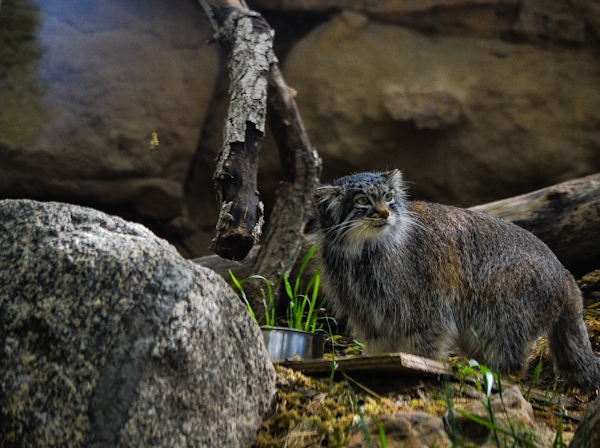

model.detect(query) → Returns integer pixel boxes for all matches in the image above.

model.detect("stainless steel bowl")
[261,327,325,362]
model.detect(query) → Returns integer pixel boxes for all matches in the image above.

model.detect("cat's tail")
[548,306,600,392]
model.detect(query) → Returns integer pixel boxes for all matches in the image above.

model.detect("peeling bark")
[199,0,276,260]
[240,63,321,310]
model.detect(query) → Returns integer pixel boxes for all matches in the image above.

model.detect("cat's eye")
[384,192,394,202]
[356,197,369,206]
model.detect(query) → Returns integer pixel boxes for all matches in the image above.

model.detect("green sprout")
[230,242,326,333]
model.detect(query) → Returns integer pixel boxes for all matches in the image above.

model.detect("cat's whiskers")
[322,221,360,246]
[323,220,357,234]
[321,221,364,250]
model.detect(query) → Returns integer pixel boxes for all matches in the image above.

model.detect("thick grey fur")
[313,170,600,391]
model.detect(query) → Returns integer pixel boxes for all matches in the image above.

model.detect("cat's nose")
[378,209,391,219]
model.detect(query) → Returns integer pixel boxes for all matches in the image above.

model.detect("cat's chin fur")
[336,213,412,258]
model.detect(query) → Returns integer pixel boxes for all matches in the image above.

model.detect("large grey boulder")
[0,199,275,447]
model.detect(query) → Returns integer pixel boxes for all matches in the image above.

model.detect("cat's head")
[312,170,407,242]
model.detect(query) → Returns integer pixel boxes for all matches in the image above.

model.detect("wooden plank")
[278,352,446,377]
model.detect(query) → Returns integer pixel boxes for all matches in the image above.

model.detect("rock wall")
[0,0,220,256]
[2,0,600,259]
[257,11,600,208]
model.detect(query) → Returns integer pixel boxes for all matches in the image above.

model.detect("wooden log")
[242,64,321,307]
[470,173,600,276]
[196,173,600,280]
[278,353,446,377]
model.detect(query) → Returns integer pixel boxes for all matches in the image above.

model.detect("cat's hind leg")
[458,325,530,376]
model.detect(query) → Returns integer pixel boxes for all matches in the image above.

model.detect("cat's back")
[405,200,566,281]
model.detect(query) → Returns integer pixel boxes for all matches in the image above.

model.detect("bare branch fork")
[197,0,321,307]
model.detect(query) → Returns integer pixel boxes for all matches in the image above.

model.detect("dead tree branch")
[198,0,275,261]
[245,64,321,301]
[197,0,321,311]
[197,173,600,281]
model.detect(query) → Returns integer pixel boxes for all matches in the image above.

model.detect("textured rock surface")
[261,12,600,207]
[346,412,452,448]
[568,0,600,38]
[4,0,600,261]
[0,0,220,225]
[454,386,553,447]
[513,0,586,41]
[0,199,275,447]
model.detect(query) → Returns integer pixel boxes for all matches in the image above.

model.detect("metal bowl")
[261,327,325,362]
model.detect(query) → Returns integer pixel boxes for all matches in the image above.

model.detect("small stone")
[346,412,452,448]
[454,386,554,447]
[570,393,600,448]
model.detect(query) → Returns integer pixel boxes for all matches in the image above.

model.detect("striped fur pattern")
[313,170,600,391]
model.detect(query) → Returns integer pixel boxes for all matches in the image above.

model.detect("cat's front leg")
[363,327,454,361]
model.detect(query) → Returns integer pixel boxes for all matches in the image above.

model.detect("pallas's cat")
[312,170,599,391]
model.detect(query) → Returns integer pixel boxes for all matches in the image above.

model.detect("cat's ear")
[384,169,404,191]
[313,186,342,217]
[384,169,402,181]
